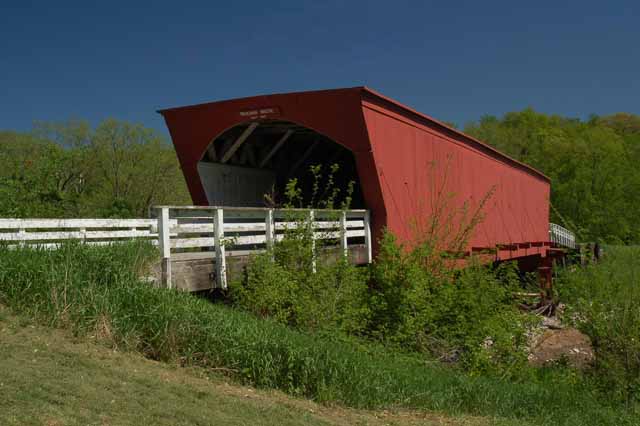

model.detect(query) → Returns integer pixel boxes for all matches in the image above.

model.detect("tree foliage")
[3,109,639,244]
[0,120,190,218]
[465,109,640,243]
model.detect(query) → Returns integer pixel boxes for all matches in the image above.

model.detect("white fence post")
[363,210,372,264]
[213,208,227,289]
[309,210,316,273]
[157,207,172,289]
[18,224,26,248]
[265,209,275,251]
[340,210,348,259]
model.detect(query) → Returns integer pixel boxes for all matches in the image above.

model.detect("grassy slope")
[0,305,498,426]
[1,243,636,426]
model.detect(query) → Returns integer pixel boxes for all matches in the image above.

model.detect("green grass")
[0,242,637,426]
[556,245,640,405]
[3,305,503,426]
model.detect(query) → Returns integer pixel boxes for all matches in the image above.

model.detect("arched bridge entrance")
[197,120,365,209]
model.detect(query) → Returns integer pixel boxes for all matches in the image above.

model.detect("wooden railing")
[0,218,157,248]
[1,212,574,290]
[151,206,372,289]
[549,223,576,249]
[0,206,373,290]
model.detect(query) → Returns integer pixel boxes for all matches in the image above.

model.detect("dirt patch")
[529,327,594,368]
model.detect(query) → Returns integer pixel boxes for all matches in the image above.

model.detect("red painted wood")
[159,87,550,261]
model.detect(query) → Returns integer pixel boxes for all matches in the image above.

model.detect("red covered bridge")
[159,87,551,264]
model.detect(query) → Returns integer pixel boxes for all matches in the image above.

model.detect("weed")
[0,242,637,425]
[556,245,640,405]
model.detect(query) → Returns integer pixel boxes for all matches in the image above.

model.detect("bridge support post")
[537,256,553,305]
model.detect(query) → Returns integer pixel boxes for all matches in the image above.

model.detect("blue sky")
[1,0,638,136]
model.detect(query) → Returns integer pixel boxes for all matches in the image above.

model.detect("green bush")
[234,224,536,378]
[230,222,371,335]
[368,232,536,376]
[0,242,637,425]
[557,246,640,404]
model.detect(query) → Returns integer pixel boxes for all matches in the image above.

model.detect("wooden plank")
[0,229,156,241]
[220,122,259,164]
[153,205,367,214]
[496,244,518,251]
[235,234,267,245]
[169,219,362,235]
[170,249,263,262]
[259,129,293,168]
[5,240,154,250]
[277,221,338,231]
[166,245,369,292]
[346,219,364,228]
[0,218,155,229]
[312,230,365,239]
[171,223,215,233]
[171,237,215,249]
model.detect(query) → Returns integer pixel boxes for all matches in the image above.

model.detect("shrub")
[235,158,535,376]
[367,232,536,377]
[0,242,637,425]
[556,246,640,404]
[230,230,371,335]
[232,163,370,335]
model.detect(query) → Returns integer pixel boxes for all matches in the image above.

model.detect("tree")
[465,109,640,244]
[0,120,190,218]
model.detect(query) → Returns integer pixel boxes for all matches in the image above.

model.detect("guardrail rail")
[549,223,576,249]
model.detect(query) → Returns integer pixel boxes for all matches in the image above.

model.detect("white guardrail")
[0,206,373,290]
[549,223,576,249]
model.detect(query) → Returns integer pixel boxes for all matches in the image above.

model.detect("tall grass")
[557,245,640,406]
[0,242,636,425]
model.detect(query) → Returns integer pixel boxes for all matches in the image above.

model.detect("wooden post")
[18,225,26,248]
[309,210,316,273]
[214,208,227,289]
[157,207,172,289]
[363,210,372,264]
[340,210,348,259]
[538,256,554,304]
[265,209,275,251]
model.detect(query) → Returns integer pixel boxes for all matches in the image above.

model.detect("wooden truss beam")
[220,122,259,164]
[259,129,294,168]
[288,140,319,177]
[206,143,217,162]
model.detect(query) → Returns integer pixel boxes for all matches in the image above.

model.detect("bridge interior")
[198,120,365,209]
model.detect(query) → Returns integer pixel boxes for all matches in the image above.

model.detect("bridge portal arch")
[196,120,365,209]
